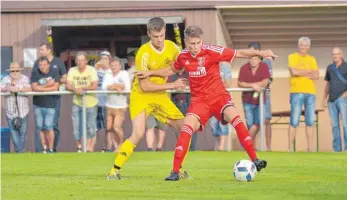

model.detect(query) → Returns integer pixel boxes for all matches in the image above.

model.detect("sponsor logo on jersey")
[197,57,205,66]
[189,66,206,77]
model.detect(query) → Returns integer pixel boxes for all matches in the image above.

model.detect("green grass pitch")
[2,151,347,200]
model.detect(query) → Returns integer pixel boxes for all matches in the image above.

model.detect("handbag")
[12,92,23,131]
[329,64,347,85]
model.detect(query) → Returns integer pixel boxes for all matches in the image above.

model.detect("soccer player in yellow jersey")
[107,17,187,180]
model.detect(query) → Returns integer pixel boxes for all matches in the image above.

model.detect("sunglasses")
[10,70,20,73]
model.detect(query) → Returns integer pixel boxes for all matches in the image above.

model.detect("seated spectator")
[323,47,347,152]
[66,52,98,152]
[248,41,273,151]
[145,115,166,151]
[210,61,232,151]
[238,56,270,149]
[102,56,131,152]
[31,57,60,153]
[288,37,319,152]
[0,62,31,153]
[95,51,112,152]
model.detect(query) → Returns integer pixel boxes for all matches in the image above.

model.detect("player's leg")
[107,110,146,180]
[106,107,116,151]
[288,93,303,152]
[165,114,201,181]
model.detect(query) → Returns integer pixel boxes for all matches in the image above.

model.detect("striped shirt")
[1,75,30,119]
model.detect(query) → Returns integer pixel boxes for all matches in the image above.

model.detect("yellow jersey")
[288,52,318,94]
[132,40,180,94]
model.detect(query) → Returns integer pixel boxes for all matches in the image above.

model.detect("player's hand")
[251,84,262,92]
[261,49,278,60]
[135,70,152,79]
[172,78,188,89]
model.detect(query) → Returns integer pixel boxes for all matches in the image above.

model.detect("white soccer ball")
[233,159,257,182]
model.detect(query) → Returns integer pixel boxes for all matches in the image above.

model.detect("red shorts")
[187,92,235,131]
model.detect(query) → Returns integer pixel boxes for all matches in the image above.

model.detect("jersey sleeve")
[135,46,149,71]
[208,45,237,63]
[172,54,184,72]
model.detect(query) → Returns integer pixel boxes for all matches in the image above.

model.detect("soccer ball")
[233,160,257,182]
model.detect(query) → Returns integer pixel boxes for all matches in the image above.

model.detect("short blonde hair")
[184,25,204,38]
[147,17,165,32]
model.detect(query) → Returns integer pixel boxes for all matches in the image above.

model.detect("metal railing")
[1,88,265,152]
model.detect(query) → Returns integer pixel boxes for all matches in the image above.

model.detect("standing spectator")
[95,51,112,152]
[248,41,273,151]
[238,56,270,149]
[126,52,136,83]
[31,57,60,153]
[323,47,347,152]
[210,61,232,151]
[33,42,66,152]
[288,37,319,152]
[168,71,198,151]
[145,115,167,151]
[66,52,98,152]
[0,62,31,153]
[102,57,131,152]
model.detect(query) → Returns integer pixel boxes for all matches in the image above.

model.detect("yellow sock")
[110,139,136,174]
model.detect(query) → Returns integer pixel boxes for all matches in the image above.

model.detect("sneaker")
[253,159,267,172]
[48,149,54,154]
[165,171,180,181]
[106,171,122,180]
[42,150,47,154]
[77,148,82,153]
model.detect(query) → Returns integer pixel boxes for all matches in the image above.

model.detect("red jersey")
[172,44,237,98]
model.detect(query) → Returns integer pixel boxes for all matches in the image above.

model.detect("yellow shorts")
[129,92,184,124]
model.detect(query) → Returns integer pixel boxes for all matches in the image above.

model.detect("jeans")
[53,99,61,152]
[290,93,316,127]
[175,101,197,151]
[7,115,28,153]
[34,106,56,152]
[328,96,347,152]
[72,104,97,141]
[243,103,262,129]
[210,117,229,136]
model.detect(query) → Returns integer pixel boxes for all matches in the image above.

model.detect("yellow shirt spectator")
[288,52,318,94]
[67,65,98,108]
[132,40,180,95]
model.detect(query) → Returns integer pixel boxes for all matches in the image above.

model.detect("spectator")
[33,42,66,152]
[66,52,98,152]
[210,62,232,151]
[168,71,197,151]
[126,52,136,83]
[323,47,347,152]
[145,115,166,151]
[238,56,270,149]
[102,56,131,152]
[31,57,60,153]
[248,41,273,151]
[0,62,31,152]
[288,36,319,152]
[95,51,112,152]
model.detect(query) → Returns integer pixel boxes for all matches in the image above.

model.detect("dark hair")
[147,17,166,32]
[37,56,49,64]
[248,41,261,50]
[40,42,53,52]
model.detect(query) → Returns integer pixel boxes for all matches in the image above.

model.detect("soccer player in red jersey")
[136,25,277,181]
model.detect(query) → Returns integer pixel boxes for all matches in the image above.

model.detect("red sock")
[231,116,258,161]
[173,124,193,173]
